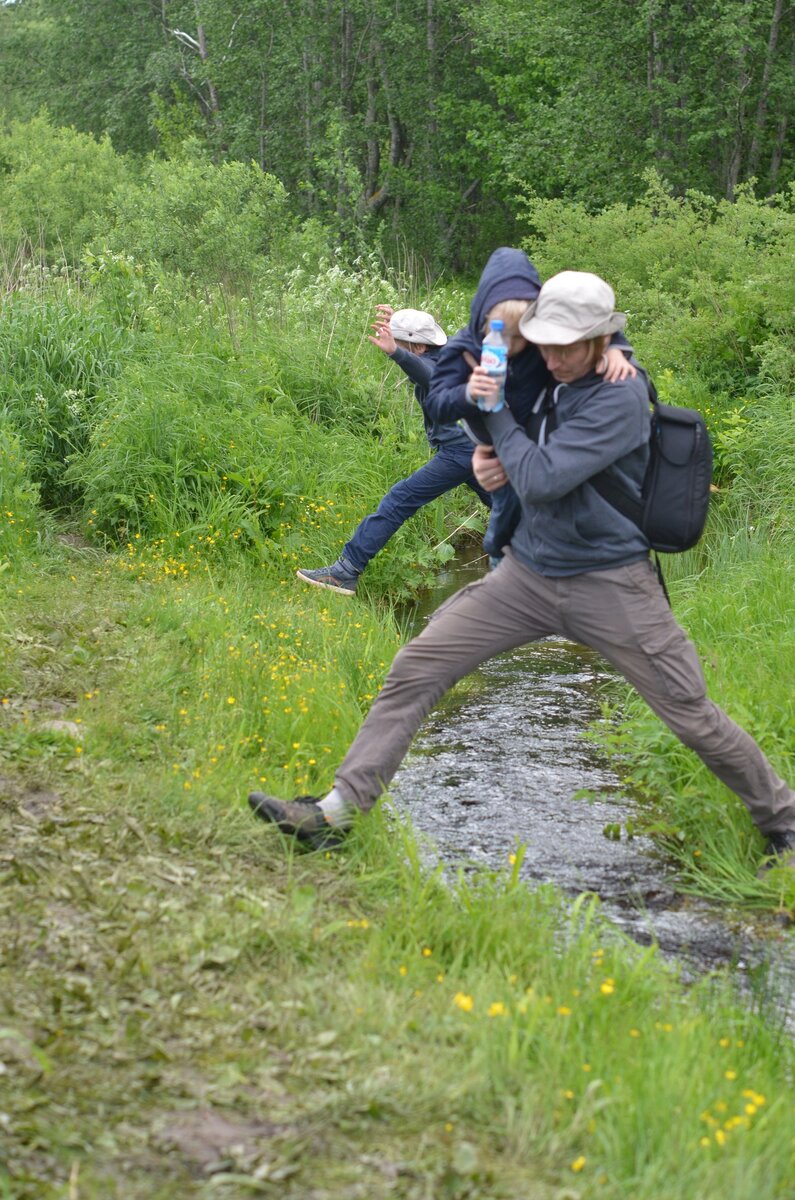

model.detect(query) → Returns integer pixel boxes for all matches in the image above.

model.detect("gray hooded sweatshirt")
[483,367,651,575]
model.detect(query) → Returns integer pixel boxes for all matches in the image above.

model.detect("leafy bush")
[0,113,132,259]
[99,149,293,292]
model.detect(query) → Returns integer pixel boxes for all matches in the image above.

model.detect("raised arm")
[388,345,434,392]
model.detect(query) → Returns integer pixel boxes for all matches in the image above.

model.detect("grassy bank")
[1,125,794,1197]
[1,545,794,1199]
[589,519,795,910]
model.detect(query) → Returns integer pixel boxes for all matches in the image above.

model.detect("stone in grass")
[39,719,81,739]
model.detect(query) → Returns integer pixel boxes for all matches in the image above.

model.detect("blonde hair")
[483,299,532,338]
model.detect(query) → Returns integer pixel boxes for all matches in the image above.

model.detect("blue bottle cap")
[490,319,505,331]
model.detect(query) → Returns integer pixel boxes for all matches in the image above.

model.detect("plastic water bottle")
[479,319,508,411]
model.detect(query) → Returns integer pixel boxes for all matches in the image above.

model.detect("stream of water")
[392,553,795,1031]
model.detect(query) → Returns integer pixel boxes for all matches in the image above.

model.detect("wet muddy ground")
[393,555,795,1032]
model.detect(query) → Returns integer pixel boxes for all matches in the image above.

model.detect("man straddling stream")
[248,271,795,873]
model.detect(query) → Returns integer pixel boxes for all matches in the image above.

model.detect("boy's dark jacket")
[388,345,472,451]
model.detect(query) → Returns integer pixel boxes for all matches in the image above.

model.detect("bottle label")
[481,344,508,377]
[479,343,507,410]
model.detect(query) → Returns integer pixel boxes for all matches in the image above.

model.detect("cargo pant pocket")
[642,623,707,704]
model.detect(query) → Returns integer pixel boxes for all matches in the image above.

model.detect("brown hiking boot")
[248,792,346,851]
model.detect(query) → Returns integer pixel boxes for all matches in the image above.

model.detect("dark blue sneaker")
[296,557,359,595]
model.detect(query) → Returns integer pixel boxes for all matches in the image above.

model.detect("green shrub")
[99,150,293,292]
[0,113,132,260]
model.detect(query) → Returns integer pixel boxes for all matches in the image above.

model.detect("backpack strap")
[585,376,670,606]
[587,376,658,525]
[525,383,558,444]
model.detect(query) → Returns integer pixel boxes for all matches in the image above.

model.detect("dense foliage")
[1,119,792,561]
[2,0,795,269]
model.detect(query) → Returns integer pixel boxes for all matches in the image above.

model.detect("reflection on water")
[393,552,795,1030]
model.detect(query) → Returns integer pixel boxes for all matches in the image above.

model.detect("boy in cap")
[251,270,795,873]
[296,305,491,595]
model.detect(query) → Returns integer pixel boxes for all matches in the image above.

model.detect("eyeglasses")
[536,343,584,360]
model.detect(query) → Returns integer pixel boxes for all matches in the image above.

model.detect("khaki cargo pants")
[336,550,795,837]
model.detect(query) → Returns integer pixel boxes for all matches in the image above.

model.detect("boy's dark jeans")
[482,485,521,558]
[342,442,491,574]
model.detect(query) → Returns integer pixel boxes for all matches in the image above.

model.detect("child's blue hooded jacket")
[426,248,545,429]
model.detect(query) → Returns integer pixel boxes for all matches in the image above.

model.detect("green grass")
[589,511,795,910]
[1,547,794,1199]
[0,261,484,601]
[1,164,794,1197]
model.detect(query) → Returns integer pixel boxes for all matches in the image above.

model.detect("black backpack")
[589,380,713,554]
[540,378,713,555]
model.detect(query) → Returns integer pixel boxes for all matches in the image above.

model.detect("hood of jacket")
[465,247,542,347]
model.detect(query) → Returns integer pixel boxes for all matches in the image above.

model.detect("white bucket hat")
[389,308,447,347]
[519,271,626,345]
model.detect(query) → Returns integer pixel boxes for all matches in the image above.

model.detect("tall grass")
[0,410,44,564]
[590,515,794,906]
[0,283,138,506]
